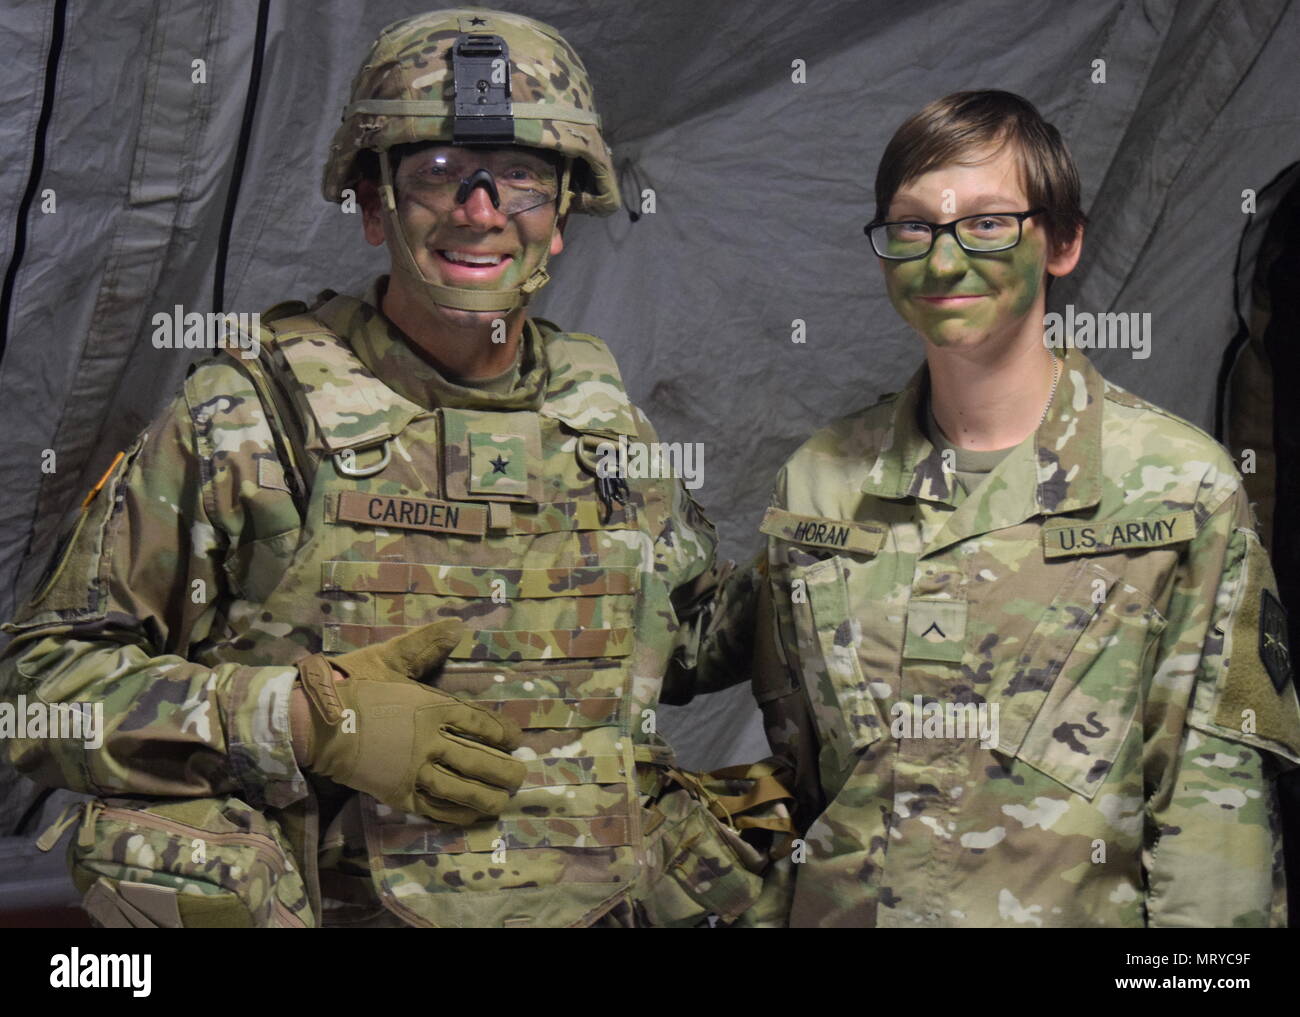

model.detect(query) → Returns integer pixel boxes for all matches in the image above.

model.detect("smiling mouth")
[437,250,513,268]
[918,294,988,304]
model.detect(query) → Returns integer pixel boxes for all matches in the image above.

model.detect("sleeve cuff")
[221,663,311,809]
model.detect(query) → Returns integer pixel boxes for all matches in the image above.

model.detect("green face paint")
[882,225,1046,349]
[390,149,561,297]
[878,141,1054,351]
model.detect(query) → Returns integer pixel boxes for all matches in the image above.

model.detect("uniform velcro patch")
[442,408,541,504]
[903,597,968,662]
[469,431,529,497]
[334,491,487,535]
[759,508,885,555]
[1041,510,1194,559]
[1212,533,1300,760]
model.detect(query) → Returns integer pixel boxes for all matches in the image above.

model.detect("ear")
[550,212,567,256]
[1046,224,1084,279]
[357,179,386,247]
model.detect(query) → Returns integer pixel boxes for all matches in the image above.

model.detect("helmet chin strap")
[378,155,571,316]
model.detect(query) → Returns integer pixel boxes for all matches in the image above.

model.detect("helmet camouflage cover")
[323,7,620,216]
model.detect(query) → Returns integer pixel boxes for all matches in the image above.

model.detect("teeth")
[441,251,504,265]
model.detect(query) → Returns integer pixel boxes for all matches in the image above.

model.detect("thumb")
[385,617,466,679]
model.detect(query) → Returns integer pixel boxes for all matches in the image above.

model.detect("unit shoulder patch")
[1207,531,1300,763]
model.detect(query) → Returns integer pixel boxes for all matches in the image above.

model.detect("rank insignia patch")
[903,597,968,663]
[471,433,528,496]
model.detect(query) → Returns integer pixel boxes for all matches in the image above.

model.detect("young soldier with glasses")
[751,90,1300,927]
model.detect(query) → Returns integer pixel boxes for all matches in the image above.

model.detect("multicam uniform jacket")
[756,345,1300,927]
[0,277,763,928]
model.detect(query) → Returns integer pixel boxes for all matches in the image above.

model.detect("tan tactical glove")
[294,619,525,824]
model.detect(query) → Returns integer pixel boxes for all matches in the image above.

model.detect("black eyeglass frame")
[864,208,1046,261]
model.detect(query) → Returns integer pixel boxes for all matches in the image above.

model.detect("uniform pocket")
[640,785,765,927]
[362,785,639,928]
[53,796,311,928]
[787,557,883,756]
[760,509,894,771]
[1005,560,1166,799]
[9,436,146,627]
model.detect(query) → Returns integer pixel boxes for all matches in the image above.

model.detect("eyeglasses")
[864,209,1045,260]
[398,148,560,216]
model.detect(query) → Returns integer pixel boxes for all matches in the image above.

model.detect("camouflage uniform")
[755,345,1300,927]
[1,278,769,927]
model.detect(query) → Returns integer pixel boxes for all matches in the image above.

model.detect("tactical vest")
[211,297,688,927]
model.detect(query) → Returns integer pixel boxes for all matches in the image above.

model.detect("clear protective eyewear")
[865,208,1045,260]
[398,147,560,216]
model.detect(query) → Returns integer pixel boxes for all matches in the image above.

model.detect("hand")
[293,619,525,824]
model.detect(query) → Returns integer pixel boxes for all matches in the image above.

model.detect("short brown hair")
[874,90,1087,253]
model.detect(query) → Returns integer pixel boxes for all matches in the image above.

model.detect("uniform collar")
[862,344,1104,518]
[320,275,549,412]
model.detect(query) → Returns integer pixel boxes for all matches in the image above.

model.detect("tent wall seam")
[213,0,271,313]
[0,0,67,368]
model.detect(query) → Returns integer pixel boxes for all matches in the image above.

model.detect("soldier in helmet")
[751,90,1300,926]
[0,8,780,928]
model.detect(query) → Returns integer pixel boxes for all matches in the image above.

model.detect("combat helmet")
[323,7,620,314]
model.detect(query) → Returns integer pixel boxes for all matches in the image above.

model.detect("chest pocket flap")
[998,557,1165,799]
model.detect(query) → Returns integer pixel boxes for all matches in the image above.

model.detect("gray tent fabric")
[1,0,1298,851]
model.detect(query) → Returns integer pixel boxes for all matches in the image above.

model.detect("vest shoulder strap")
[218,302,340,521]
[540,329,639,436]
[271,299,426,454]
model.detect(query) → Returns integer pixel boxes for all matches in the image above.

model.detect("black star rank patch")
[490,455,509,474]
[1260,589,1292,693]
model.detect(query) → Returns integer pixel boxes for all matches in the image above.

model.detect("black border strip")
[0,0,69,366]
[212,0,271,313]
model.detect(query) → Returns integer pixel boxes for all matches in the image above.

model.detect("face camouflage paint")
[880,144,1049,351]
[385,145,565,312]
